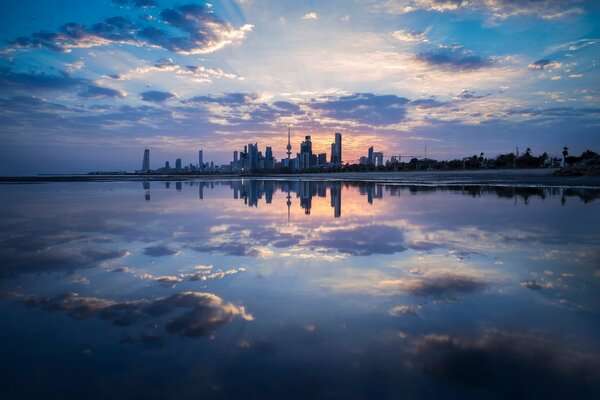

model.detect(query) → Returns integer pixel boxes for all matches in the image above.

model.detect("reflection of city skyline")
[141,180,600,216]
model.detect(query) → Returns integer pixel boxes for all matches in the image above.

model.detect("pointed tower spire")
[286,124,292,160]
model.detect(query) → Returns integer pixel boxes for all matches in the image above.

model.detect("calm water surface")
[0,180,599,399]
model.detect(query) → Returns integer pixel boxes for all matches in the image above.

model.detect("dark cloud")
[185,92,257,105]
[78,85,125,99]
[0,68,125,100]
[11,4,252,55]
[528,59,558,70]
[521,280,551,290]
[143,244,178,256]
[20,291,253,338]
[414,331,600,399]
[306,93,410,125]
[398,272,488,297]
[456,89,488,99]
[417,47,492,70]
[139,90,175,102]
[410,98,447,108]
[113,0,157,8]
[307,224,407,255]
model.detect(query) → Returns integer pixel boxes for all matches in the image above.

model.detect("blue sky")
[0,0,598,174]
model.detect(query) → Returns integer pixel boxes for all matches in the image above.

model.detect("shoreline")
[1,169,600,188]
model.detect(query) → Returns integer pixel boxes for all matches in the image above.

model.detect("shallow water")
[0,180,599,399]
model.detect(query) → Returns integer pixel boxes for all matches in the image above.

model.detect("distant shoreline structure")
[2,168,600,189]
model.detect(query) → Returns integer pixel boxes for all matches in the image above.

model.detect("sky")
[0,0,598,174]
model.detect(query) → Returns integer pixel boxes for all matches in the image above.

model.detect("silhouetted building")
[142,149,150,171]
[374,151,383,167]
[265,147,274,169]
[331,132,342,165]
[317,153,327,166]
[175,158,182,169]
[198,150,203,169]
[368,146,374,165]
[165,161,170,169]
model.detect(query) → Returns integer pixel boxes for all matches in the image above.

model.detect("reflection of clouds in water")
[20,291,252,338]
[112,264,245,287]
[521,280,552,290]
[143,245,178,257]
[0,245,129,277]
[412,330,600,399]
[388,304,422,316]
[323,264,491,299]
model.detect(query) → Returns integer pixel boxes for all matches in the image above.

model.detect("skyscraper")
[175,158,182,169]
[265,146,274,169]
[142,148,150,171]
[331,132,342,165]
[198,150,203,169]
[368,146,374,165]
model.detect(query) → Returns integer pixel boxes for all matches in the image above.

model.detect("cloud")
[417,47,492,70]
[143,244,178,256]
[113,0,157,8]
[380,269,488,298]
[139,90,176,102]
[528,59,562,70]
[302,12,318,20]
[20,291,253,338]
[0,68,126,100]
[78,85,126,99]
[387,0,584,20]
[392,29,428,42]
[413,330,600,398]
[307,224,408,256]
[306,93,410,125]
[521,280,552,290]
[388,304,422,316]
[11,4,253,55]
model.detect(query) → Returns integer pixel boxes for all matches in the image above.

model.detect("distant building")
[175,158,182,169]
[165,161,170,169]
[317,153,327,165]
[368,146,374,165]
[265,146,274,169]
[330,132,342,165]
[142,149,150,171]
[198,150,203,169]
[374,151,384,167]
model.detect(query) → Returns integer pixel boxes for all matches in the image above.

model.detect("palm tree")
[562,146,569,167]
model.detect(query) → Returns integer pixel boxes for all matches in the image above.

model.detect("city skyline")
[1,1,599,175]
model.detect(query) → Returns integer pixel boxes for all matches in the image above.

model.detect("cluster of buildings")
[228,129,343,172]
[138,128,385,173]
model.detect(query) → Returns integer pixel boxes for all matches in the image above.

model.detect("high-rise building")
[198,150,203,169]
[300,135,313,170]
[165,161,170,169]
[317,153,327,165]
[233,151,238,163]
[330,132,342,165]
[265,147,274,169]
[368,146,374,165]
[175,158,182,169]
[246,143,259,170]
[142,148,150,171]
[374,151,384,167]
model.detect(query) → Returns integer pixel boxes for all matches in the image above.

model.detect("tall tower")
[335,132,342,164]
[198,150,203,169]
[286,124,292,161]
[142,149,150,171]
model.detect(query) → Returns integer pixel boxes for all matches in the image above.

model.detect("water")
[0,180,599,399]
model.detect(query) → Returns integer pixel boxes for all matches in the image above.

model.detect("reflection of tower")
[142,149,150,171]
[198,182,204,200]
[143,181,150,201]
[286,124,292,161]
[286,188,291,225]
